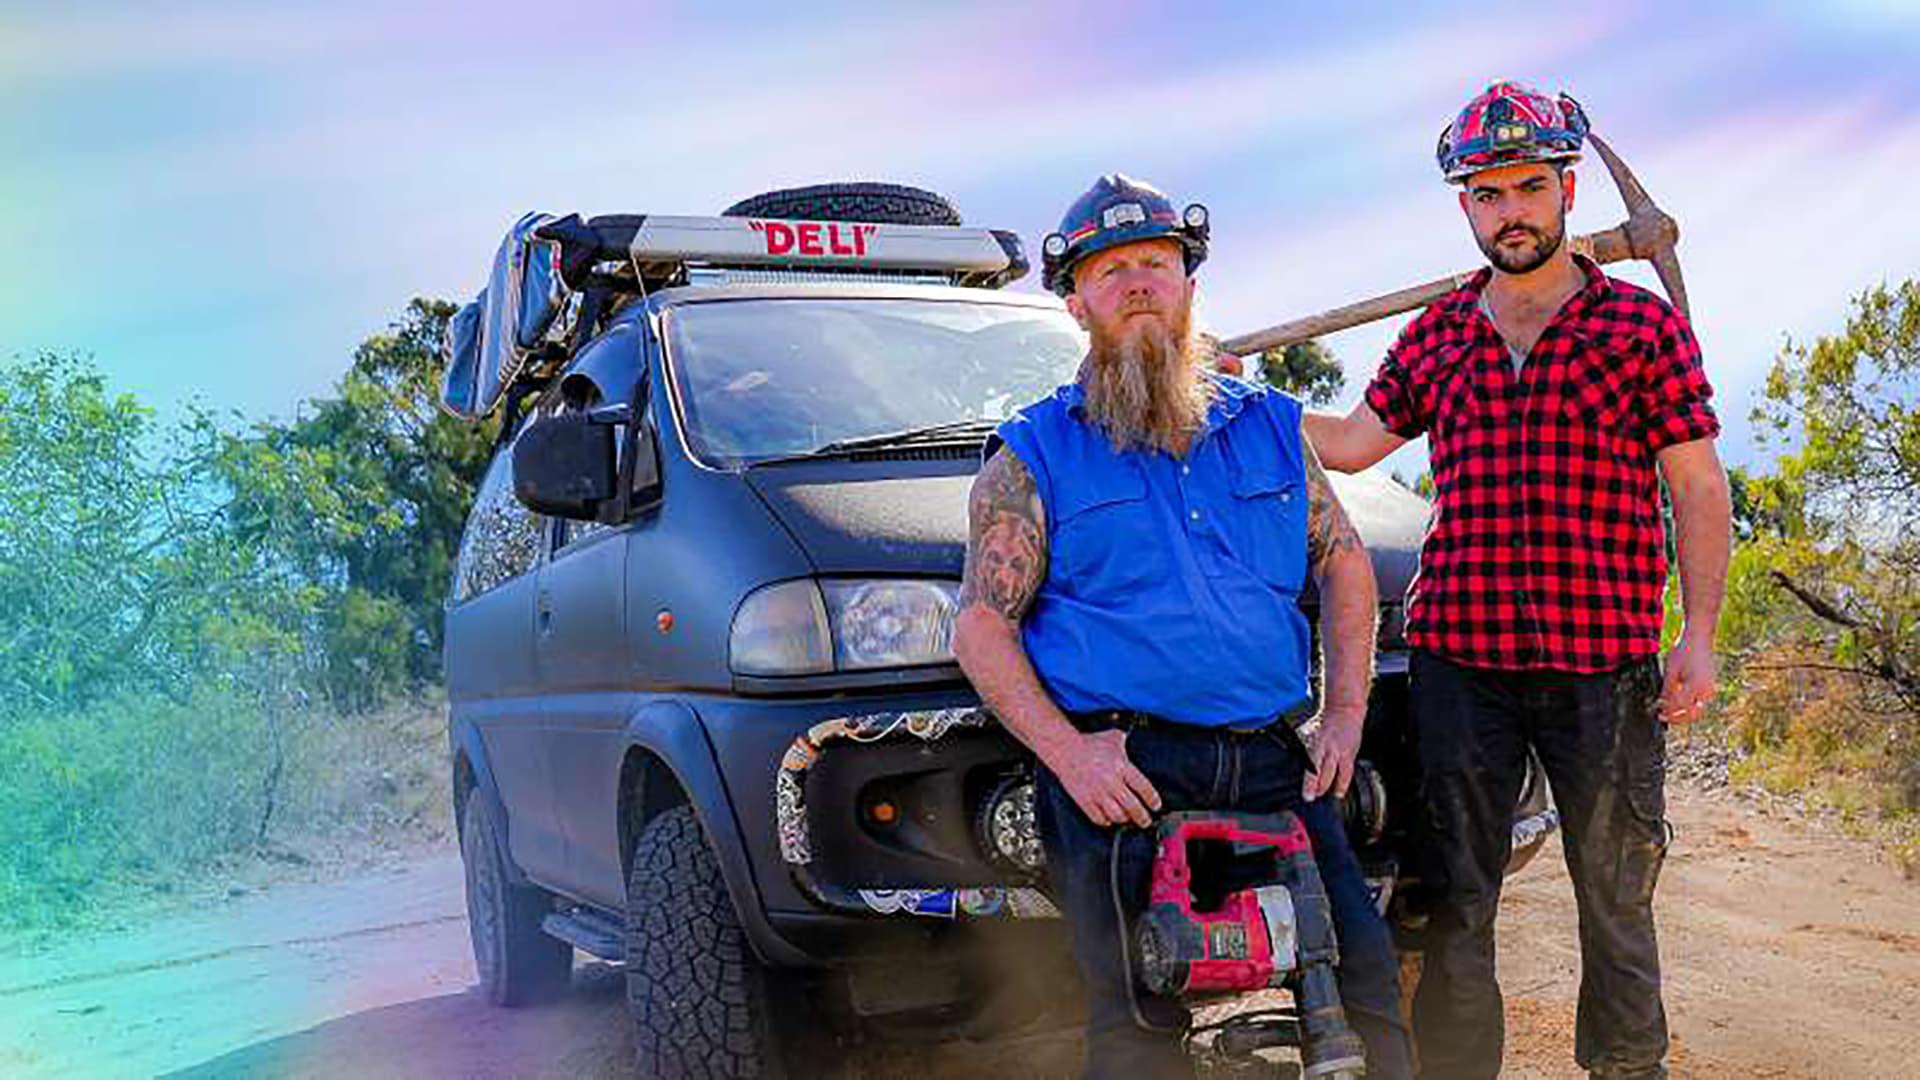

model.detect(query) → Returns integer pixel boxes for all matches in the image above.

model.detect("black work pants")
[1409,651,1670,1080]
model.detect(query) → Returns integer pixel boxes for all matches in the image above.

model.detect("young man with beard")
[952,175,1414,1080]
[1305,84,1733,1080]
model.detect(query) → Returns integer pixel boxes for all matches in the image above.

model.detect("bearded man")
[1307,84,1732,1080]
[952,175,1414,1080]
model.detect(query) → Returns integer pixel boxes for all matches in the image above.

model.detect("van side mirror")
[513,410,618,520]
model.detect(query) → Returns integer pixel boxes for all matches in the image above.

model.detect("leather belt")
[1067,709,1319,769]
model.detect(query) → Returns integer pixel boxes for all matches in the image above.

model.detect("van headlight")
[730,578,960,676]
[822,579,959,670]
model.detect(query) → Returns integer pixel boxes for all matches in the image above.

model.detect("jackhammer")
[1121,810,1368,1080]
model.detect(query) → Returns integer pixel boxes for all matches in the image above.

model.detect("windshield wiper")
[742,418,1002,469]
[811,418,1001,454]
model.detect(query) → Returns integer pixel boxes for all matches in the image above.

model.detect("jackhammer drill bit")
[1282,839,1369,1080]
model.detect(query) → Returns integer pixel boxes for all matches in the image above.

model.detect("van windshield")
[664,298,1086,467]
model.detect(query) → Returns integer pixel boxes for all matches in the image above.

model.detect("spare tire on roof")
[722,182,963,226]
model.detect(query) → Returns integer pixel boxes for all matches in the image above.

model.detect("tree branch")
[1768,569,1920,715]
[1768,570,1861,627]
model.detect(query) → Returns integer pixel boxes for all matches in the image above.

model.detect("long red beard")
[1080,303,1212,456]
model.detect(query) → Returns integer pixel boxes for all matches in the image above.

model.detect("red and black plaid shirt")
[1363,255,1719,672]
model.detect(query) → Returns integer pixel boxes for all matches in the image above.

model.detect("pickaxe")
[1218,133,1688,357]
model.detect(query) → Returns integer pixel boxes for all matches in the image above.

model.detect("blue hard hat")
[1041,174,1209,297]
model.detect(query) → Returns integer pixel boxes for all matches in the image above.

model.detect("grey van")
[440,184,1553,1079]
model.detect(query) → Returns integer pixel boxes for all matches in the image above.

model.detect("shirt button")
[1279,492,1291,503]
[1181,465,1190,475]
[1190,510,1201,521]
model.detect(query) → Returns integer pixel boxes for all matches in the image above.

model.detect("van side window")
[557,504,612,552]
[452,439,546,602]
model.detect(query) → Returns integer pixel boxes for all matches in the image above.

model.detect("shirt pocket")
[1050,467,1157,597]
[1558,347,1639,427]
[1425,345,1487,437]
[1223,464,1309,593]
[1558,348,1645,460]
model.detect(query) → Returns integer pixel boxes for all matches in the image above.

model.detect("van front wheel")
[625,805,796,1080]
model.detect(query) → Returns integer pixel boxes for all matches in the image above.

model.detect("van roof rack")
[440,211,1030,423]
[539,213,1029,293]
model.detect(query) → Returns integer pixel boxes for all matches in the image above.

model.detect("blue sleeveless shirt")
[992,375,1313,728]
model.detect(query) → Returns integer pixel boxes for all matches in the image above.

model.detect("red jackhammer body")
[1132,810,1368,1080]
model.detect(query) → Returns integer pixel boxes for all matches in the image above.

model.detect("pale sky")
[4,0,1918,474]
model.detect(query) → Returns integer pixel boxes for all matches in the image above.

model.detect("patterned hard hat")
[1041,174,1209,296]
[1437,82,1589,184]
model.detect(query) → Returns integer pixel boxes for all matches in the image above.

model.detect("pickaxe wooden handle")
[1220,132,1688,356]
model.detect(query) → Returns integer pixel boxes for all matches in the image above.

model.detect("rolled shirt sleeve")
[1641,309,1720,453]
[1363,325,1432,440]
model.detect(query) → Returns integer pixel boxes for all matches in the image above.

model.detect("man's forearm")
[1303,403,1406,474]
[952,608,1081,766]
[1302,423,1377,715]
[1316,546,1378,717]
[1670,469,1732,643]
[1658,440,1733,643]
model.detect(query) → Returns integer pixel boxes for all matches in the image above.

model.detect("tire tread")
[722,182,962,227]
[626,805,774,1080]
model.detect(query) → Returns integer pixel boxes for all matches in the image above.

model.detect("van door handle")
[537,594,554,635]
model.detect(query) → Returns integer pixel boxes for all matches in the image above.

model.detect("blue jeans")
[1035,713,1414,1080]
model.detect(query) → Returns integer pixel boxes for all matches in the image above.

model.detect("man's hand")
[1201,333,1246,377]
[1302,707,1364,801]
[1659,632,1717,725]
[1044,728,1162,828]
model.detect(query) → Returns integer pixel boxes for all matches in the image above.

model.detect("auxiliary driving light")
[975,772,1045,877]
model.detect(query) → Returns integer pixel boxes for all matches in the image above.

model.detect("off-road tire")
[722,182,962,226]
[626,805,785,1080]
[460,795,573,1007]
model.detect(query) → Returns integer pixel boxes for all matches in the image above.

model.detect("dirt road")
[2,783,1915,1080]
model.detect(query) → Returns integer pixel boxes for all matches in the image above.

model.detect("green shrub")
[0,688,263,929]
[0,688,449,934]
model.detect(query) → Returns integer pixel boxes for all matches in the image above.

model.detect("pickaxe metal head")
[1582,132,1689,321]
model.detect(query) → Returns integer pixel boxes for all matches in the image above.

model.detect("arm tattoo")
[961,449,1048,623]
[1303,429,1363,571]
